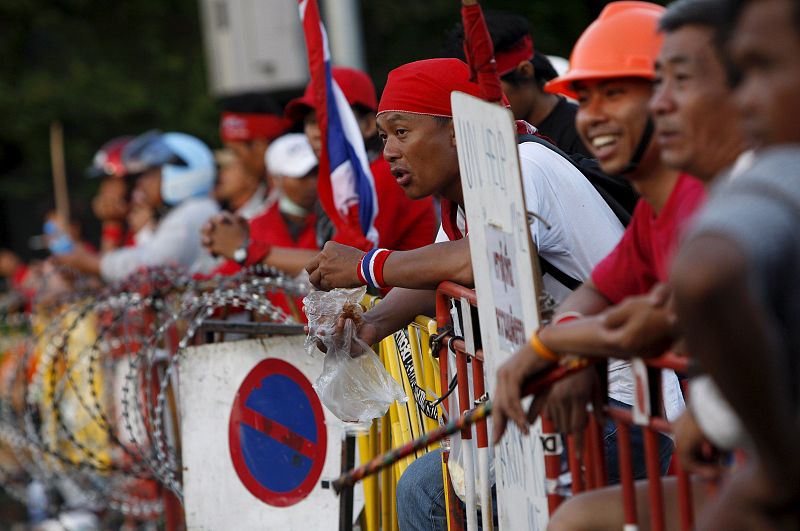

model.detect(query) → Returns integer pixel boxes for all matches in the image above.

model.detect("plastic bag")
[304,287,407,424]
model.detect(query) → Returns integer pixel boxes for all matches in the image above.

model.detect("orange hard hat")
[545,1,666,99]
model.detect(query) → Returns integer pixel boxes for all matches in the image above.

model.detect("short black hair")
[441,10,553,88]
[725,0,800,39]
[659,0,741,85]
[219,92,282,116]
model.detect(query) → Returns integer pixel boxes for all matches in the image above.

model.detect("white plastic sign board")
[452,91,549,530]
[179,336,362,530]
[198,0,309,96]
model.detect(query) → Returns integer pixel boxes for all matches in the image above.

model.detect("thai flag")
[298,0,379,249]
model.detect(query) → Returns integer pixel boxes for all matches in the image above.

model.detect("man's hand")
[539,368,605,451]
[493,343,555,444]
[598,285,677,357]
[309,310,381,356]
[201,212,249,260]
[673,409,723,480]
[305,241,366,291]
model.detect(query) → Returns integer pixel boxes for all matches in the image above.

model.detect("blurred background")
[0,0,653,261]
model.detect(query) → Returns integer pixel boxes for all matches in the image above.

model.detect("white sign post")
[451,92,549,530]
[179,336,362,530]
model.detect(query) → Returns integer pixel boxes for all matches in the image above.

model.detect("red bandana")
[220,112,288,143]
[378,58,510,118]
[495,35,534,77]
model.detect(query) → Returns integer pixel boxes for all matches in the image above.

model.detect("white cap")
[265,133,318,178]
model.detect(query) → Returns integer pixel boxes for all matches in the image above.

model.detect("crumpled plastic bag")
[304,287,407,424]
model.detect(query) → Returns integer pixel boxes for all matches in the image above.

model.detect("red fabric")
[214,203,318,320]
[372,249,393,288]
[378,58,511,119]
[220,112,288,143]
[378,59,485,118]
[334,158,437,250]
[285,67,378,122]
[440,199,466,241]
[591,174,707,303]
[11,264,28,290]
[495,35,535,77]
[461,3,504,102]
[101,222,124,248]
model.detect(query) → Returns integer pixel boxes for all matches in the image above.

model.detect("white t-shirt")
[437,142,625,299]
[437,142,684,418]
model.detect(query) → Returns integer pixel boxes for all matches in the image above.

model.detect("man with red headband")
[442,10,591,156]
[218,93,288,191]
[306,57,624,530]
[285,66,437,252]
[202,68,437,280]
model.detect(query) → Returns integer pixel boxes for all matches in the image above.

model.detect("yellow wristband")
[529,331,560,362]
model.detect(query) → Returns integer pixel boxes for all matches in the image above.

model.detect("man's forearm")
[553,279,612,317]
[673,236,796,482]
[364,287,436,340]
[265,247,318,277]
[382,238,473,289]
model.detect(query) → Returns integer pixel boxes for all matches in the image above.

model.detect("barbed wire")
[0,263,310,520]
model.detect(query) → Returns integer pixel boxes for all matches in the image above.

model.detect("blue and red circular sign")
[228,358,327,507]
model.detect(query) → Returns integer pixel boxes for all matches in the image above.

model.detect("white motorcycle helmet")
[122,130,215,205]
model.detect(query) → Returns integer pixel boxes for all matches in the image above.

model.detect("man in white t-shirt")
[305,57,625,530]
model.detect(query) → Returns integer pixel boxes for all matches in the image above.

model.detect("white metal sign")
[452,91,549,530]
[198,0,309,96]
[179,336,362,530]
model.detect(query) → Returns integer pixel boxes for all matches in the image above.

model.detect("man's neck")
[230,183,262,212]
[442,180,465,208]
[631,164,681,215]
[526,92,560,128]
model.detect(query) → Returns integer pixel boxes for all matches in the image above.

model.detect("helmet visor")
[122,130,186,175]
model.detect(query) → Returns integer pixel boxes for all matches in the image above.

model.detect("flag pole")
[50,121,70,224]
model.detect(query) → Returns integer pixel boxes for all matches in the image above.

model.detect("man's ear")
[449,121,457,147]
[516,60,535,80]
[358,113,378,139]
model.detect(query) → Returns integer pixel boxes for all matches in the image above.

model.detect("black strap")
[517,133,634,227]
[620,117,654,175]
[539,256,582,291]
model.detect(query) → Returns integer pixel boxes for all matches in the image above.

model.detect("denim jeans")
[396,449,497,531]
[604,398,674,484]
[397,403,674,530]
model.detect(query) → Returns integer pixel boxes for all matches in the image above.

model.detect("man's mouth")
[391,168,412,187]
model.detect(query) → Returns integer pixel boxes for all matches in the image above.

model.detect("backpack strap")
[539,256,582,291]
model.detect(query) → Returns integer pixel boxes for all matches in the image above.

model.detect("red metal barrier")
[435,281,702,530]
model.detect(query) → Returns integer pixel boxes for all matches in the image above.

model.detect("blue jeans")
[397,404,674,530]
[604,398,674,484]
[396,449,497,531]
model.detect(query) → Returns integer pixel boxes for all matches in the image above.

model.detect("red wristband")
[372,249,393,288]
[553,311,583,325]
[356,255,367,285]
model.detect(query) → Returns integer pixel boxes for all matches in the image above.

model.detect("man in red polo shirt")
[208,133,319,319]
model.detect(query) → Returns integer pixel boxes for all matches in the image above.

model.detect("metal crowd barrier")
[431,281,708,531]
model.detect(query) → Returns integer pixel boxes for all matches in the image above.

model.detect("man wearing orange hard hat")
[495,0,701,487]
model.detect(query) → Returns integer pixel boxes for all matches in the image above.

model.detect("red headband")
[220,112,288,143]
[495,35,534,77]
[378,58,509,118]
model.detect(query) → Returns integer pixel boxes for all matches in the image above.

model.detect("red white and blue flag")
[298,0,378,249]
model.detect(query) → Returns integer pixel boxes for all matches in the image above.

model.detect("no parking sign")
[179,337,362,530]
[228,358,327,507]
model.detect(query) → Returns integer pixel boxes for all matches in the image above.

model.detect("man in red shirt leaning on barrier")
[493,0,751,528]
